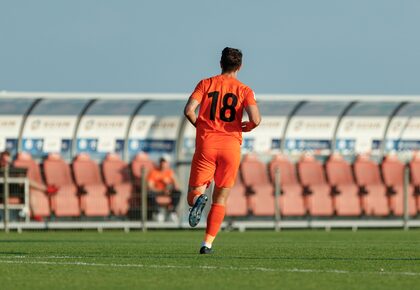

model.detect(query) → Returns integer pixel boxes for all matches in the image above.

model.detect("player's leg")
[187,184,208,227]
[187,185,206,207]
[187,148,216,227]
[201,186,231,253]
[200,146,241,253]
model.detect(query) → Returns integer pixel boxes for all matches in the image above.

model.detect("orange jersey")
[147,168,175,191]
[190,75,256,149]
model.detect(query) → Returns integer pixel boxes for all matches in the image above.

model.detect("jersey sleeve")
[243,87,257,107]
[190,80,205,102]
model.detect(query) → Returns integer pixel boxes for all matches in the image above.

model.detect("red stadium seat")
[131,152,156,181]
[226,174,248,217]
[131,152,156,200]
[297,154,333,216]
[43,153,80,217]
[353,154,389,216]
[102,153,133,216]
[325,153,361,216]
[72,153,110,217]
[13,152,50,218]
[241,154,275,216]
[382,154,417,216]
[269,154,306,216]
[409,152,420,211]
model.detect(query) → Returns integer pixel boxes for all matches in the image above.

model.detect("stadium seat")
[226,174,248,217]
[43,153,80,217]
[353,154,389,216]
[325,153,361,216]
[381,154,417,216]
[268,154,306,216]
[241,154,275,216]
[72,154,110,217]
[297,154,333,216]
[102,153,133,216]
[131,152,156,199]
[13,152,50,218]
[131,152,156,181]
[409,152,420,211]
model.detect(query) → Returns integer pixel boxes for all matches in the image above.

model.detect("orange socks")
[203,203,225,248]
[187,190,201,206]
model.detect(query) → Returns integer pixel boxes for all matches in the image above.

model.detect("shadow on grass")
[0,250,419,262]
[0,251,28,255]
[216,255,420,262]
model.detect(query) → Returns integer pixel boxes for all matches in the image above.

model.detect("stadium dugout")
[1,91,420,231]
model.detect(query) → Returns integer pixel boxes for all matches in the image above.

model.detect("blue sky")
[1,0,419,94]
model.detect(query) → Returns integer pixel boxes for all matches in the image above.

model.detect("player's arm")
[242,104,261,132]
[147,172,159,192]
[241,88,261,132]
[183,97,200,127]
[184,80,204,127]
[148,179,163,193]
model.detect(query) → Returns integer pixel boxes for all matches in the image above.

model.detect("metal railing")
[1,162,418,232]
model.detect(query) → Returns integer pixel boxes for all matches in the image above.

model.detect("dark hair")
[0,150,10,157]
[159,157,167,163]
[220,47,242,72]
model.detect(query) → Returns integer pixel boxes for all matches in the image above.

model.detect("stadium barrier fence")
[1,156,420,232]
[273,167,281,232]
[404,165,409,230]
[141,165,147,232]
[3,165,9,233]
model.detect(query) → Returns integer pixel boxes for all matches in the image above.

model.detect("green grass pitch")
[1,229,420,290]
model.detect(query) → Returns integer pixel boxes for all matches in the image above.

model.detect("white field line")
[0,257,419,277]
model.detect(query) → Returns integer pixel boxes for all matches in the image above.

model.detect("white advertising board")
[0,116,23,138]
[78,116,129,138]
[243,116,286,153]
[286,117,338,139]
[385,117,420,151]
[129,116,180,139]
[23,116,77,138]
[336,117,388,153]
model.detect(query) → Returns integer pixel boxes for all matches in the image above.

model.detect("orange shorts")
[189,146,241,188]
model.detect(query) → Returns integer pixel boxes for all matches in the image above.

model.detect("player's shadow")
[0,239,112,243]
[223,256,420,262]
[0,251,28,255]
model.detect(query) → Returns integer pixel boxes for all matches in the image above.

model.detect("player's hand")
[241,121,254,132]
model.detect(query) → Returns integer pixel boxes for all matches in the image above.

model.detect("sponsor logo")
[344,121,354,132]
[30,119,41,130]
[0,120,17,128]
[390,120,403,132]
[84,119,124,131]
[343,120,382,132]
[405,120,420,131]
[42,120,71,130]
[293,120,304,131]
[135,120,149,131]
[84,120,95,131]
[150,120,176,130]
[30,119,72,131]
[259,120,282,129]
[293,120,332,132]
